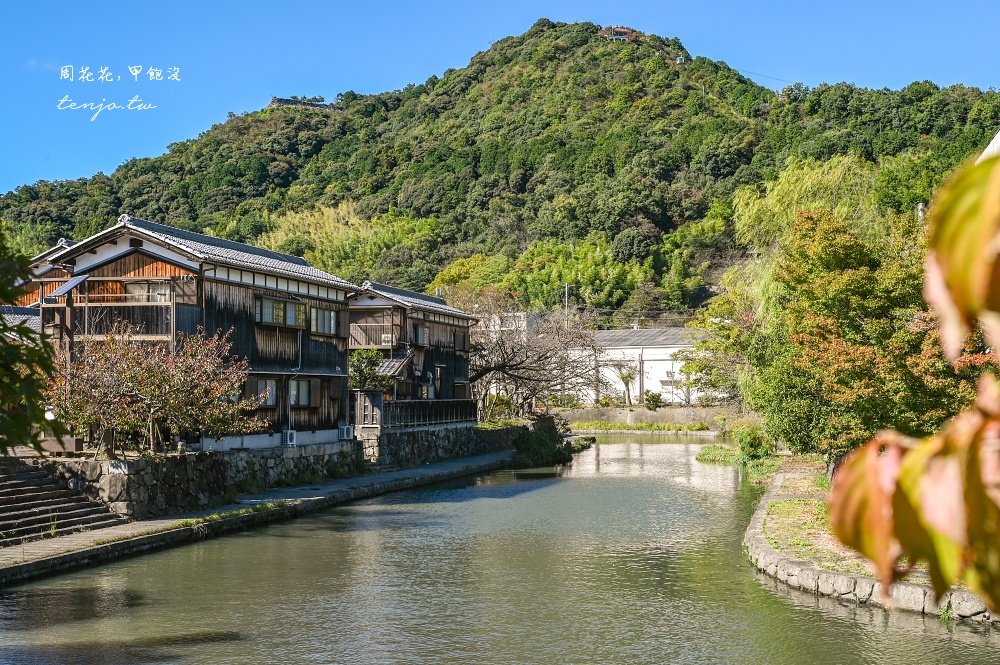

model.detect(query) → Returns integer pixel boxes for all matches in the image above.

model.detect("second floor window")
[256,298,305,328]
[311,307,337,336]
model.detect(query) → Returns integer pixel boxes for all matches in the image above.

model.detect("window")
[255,298,305,328]
[125,282,171,302]
[289,379,310,407]
[258,379,277,407]
[311,307,337,335]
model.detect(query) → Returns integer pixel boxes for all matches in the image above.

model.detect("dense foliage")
[3,19,998,312]
[0,231,58,455]
[683,156,986,456]
[829,155,1000,611]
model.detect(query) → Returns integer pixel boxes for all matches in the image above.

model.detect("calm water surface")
[2,435,998,664]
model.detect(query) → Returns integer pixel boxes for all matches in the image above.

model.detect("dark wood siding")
[203,280,349,427]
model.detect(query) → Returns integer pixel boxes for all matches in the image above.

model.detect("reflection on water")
[2,435,998,665]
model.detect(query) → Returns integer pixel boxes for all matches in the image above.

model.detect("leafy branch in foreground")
[829,154,1000,610]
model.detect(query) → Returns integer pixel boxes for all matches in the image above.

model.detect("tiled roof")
[30,238,77,265]
[0,306,41,335]
[360,281,476,320]
[47,215,358,291]
[120,216,359,290]
[593,327,705,348]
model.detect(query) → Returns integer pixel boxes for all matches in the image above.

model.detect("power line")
[736,69,797,85]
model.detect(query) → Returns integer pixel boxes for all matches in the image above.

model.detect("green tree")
[348,349,394,391]
[0,232,59,455]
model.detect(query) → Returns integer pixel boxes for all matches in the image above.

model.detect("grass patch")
[571,420,710,432]
[695,443,780,485]
[744,457,782,485]
[764,498,872,576]
[814,474,831,493]
[476,419,524,430]
[91,501,290,546]
[695,444,738,465]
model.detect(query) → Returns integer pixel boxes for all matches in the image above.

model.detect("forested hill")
[3,18,1000,313]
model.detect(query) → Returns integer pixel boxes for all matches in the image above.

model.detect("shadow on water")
[0,587,146,631]
[0,631,243,665]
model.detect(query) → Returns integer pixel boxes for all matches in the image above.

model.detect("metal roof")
[357,281,477,320]
[593,327,705,348]
[378,349,413,376]
[47,215,359,291]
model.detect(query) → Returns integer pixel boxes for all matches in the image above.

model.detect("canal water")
[2,436,999,664]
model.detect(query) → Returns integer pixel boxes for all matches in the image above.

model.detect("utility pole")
[564,283,576,329]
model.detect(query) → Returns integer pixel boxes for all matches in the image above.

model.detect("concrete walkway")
[0,451,511,587]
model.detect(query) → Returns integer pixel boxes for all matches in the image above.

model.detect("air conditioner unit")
[338,425,355,440]
[380,333,395,345]
[281,429,297,447]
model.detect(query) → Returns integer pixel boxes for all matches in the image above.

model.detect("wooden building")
[348,282,478,433]
[22,214,359,450]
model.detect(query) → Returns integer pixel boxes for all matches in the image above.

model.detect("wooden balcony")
[350,323,402,348]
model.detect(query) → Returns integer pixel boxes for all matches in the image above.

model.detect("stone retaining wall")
[368,424,527,466]
[744,471,994,623]
[35,440,356,519]
[35,427,522,520]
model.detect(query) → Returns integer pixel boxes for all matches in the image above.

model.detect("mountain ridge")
[2,18,998,310]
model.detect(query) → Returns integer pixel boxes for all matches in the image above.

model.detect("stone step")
[0,495,92,520]
[0,504,115,534]
[0,474,63,491]
[0,475,54,491]
[0,514,127,546]
[0,468,48,481]
[0,488,70,506]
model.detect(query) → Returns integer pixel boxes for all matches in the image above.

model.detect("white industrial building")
[583,328,706,406]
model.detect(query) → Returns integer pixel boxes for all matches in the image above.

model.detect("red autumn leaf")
[829,433,905,586]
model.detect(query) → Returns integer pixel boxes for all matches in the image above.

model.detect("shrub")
[734,422,774,463]
[642,390,663,410]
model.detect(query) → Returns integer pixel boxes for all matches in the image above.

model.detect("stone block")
[833,574,856,597]
[924,591,950,616]
[101,474,128,503]
[797,567,820,594]
[817,572,838,596]
[854,577,875,603]
[108,501,134,517]
[951,591,987,618]
[83,462,102,482]
[888,582,925,614]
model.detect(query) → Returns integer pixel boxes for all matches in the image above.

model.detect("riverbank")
[744,458,995,623]
[0,451,511,588]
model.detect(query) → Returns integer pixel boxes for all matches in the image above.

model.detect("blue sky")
[2,0,997,194]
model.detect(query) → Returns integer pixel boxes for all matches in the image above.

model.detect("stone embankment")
[31,426,524,520]
[744,471,994,623]
[0,451,512,587]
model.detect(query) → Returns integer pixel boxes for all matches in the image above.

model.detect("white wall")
[201,428,342,452]
[583,344,703,406]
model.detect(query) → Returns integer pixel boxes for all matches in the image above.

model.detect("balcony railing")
[350,323,401,347]
[353,392,477,429]
[381,399,477,429]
